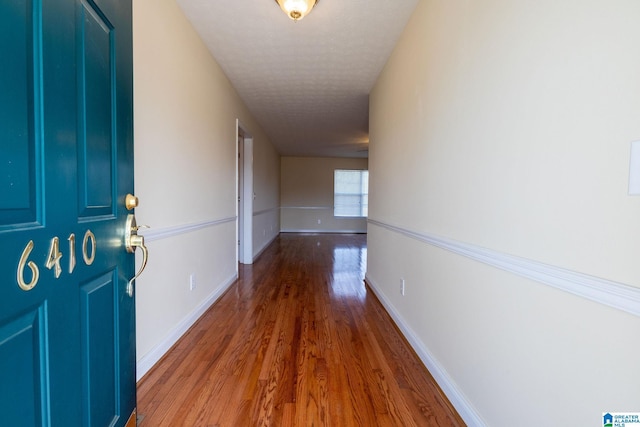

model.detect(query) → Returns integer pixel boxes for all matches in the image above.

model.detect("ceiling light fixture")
[275,0,318,22]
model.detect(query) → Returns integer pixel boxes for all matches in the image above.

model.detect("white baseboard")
[365,274,487,427]
[136,273,238,381]
[252,232,279,262]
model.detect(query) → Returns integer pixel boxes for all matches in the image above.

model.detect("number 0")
[83,230,96,265]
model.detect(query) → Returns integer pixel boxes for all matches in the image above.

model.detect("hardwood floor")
[137,233,465,426]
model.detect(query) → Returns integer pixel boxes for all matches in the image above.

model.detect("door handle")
[125,213,149,297]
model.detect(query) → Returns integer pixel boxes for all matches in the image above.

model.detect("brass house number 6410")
[17,230,96,291]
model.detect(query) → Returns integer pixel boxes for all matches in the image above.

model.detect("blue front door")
[0,0,136,425]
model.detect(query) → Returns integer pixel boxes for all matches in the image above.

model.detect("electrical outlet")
[630,140,640,195]
[190,273,197,291]
[317,219,321,224]
[400,278,405,296]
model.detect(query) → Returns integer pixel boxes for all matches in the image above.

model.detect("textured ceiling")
[176,0,419,158]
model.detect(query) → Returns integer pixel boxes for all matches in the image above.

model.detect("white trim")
[236,121,244,272]
[368,219,640,318]
[141,217,236,243]
[280,229,367,234]
[365,275,487,427]
[280,206,333,210]
[136,273,238,381]
[253,207,280,216]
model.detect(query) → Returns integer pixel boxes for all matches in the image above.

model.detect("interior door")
[0,0,136,425]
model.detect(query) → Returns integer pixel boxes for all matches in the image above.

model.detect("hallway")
[137,233,464,426]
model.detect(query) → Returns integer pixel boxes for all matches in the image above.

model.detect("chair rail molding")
[368,219,640,318]
[141,216,237,242]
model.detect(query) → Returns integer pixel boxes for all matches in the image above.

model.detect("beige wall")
[133,0,280,378]
[281,157,368,233]
[368,1,640,426]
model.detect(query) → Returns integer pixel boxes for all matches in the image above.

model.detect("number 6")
[17,240,40,291]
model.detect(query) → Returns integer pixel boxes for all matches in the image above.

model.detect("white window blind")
[334,170,368,217]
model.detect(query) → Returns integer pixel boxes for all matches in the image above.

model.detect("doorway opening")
[237,120,253,265]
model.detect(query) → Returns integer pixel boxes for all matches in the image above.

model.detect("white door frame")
[236,120,253,264]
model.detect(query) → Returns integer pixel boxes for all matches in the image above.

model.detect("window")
[334,170,368,217]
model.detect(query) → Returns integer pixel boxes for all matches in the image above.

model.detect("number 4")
[45,237,63,279]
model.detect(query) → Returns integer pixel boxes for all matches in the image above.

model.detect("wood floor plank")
[137,234,465,426]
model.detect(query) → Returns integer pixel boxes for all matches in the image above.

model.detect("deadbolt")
[125,193,139,211]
